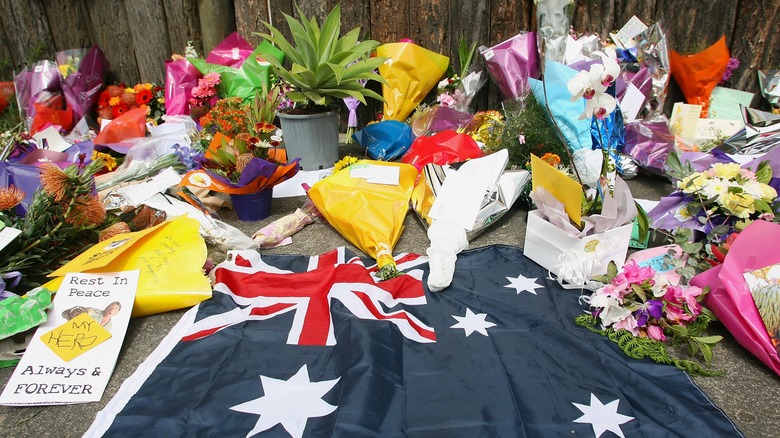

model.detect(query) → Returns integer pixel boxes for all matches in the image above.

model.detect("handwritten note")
[41,313,112,362]
[0,271,138,405]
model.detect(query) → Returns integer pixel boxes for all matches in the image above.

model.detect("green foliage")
[664,150,695,182]
[487,93,570,169]
[0,159,116,292]
[257,4,387,109]
[456,36,478,77]
[575,314,723,376]
[0,98,23,133]
[378,264,401,281]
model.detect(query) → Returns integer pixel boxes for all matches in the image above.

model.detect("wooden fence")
[1,0,778,116]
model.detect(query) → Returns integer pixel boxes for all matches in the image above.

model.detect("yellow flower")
[334,155,360,173]
[109,96,121,106]
[719,192,755,219]
[711,163,741,180]
[760,183,777,201]
[124,87,136,94]
[91,150,117,171]
[677,172,708,194]
[58,64,75,78]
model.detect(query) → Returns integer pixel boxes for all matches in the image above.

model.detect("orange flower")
[112,102,130,118]
[135,88,153,105]
[106,85,123,97]
[541,152,561,167]
[254,122,276,133]
[66,195,107,227]
[99,222,131,241]
[0,185,25,211]
[39,163,70,201]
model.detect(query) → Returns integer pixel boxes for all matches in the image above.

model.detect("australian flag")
[86,246,741,437]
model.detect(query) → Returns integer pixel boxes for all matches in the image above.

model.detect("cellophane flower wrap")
[308,160,418,280]
[669,36,730,117]
[650,150,780,241]
[13,60,62,131]
[577,260,722,376]
[179,87,299,199]
[56,46,109,125]
[376,42,449,121]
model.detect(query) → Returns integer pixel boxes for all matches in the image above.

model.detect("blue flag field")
[85,245,741,437]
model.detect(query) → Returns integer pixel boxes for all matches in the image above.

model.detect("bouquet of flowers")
[180,84,298,221]
[188,72,221,109]
[0,157,114,294]
[576,260,722,376]
[652,152,780,273]
[97,83,165,124]
[198,87,284,184]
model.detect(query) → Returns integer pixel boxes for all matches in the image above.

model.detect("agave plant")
[257,4,386,109]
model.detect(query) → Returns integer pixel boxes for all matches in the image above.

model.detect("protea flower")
[0,185,25,211]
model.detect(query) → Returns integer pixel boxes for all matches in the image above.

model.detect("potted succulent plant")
[258,4,386,170]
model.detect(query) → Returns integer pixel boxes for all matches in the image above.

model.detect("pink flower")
[646,325,667,341]
[437,93,455,107]
[663,285,702,315]
[200,72,222,88]
[191,85,215,99]
[664,303,694,324]
[613,314,639,336]
[621,260,655,285]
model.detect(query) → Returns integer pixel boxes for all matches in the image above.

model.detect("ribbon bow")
[549,235,622,289]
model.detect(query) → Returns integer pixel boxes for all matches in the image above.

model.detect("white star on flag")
[450,308,496,337]
[230,364,340,438]
[572,393,634,438]
[504,273,543,295]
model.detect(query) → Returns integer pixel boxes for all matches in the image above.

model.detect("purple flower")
[634,299,663,327]
[719,57,740,85]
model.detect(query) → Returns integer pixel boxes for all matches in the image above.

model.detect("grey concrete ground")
[1,147,779,437]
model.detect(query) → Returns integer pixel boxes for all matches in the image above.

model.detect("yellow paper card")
[531,154,582,225]
[40,313,112,362]
[48,221,164,277]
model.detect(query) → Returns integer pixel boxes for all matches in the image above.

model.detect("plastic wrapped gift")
[352,120,414,161]
[524,209,633,288]
[670,36,730,117]
[623,118,675,174]
[524,176,638,287]
[692,220,780,377]
[480,32,540,100]
[376,42,449,121]
[401,130,485,171]
[56,46,109,125]
[410,149,529,291]
[308,160,418,279]
[189,40,283,101]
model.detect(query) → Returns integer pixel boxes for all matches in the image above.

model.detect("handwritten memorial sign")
[0,271,138,405]
[41,313,112,362]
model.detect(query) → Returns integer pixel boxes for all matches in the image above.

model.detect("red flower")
[112,102,130,118]
[98,91,111,108]
[135,88,153,105]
